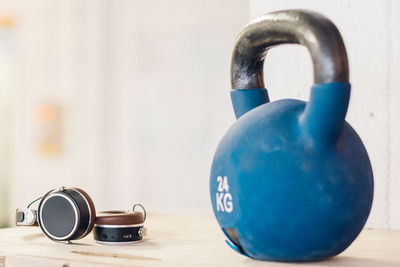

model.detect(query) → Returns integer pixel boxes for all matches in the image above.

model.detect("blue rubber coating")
[230,88,269,119]
[225,240,246,255]
[211,82,373,261]
[300,82,351,147]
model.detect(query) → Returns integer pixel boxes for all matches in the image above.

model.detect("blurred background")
[0,0,399,230]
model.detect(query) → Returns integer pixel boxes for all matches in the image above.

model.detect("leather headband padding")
[96,211,144,225]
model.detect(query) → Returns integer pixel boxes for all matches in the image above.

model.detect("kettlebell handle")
[230,10,351,146]
[231,9,349,89]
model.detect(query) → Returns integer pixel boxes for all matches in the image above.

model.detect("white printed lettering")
[224,193,233,213]
[217,176,224,192]
[223,176,229,192]
[215,176,234,213]
[216,192,224,211]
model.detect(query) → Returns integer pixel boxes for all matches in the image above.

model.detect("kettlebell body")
[210,10,373,262]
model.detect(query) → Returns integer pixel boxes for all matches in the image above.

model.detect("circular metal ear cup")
[94,210,145,244]
[37,187,96,242]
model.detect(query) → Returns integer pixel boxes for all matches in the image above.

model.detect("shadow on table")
[23,233,43,241]
[318,256,398,267]
[243,256,398,266]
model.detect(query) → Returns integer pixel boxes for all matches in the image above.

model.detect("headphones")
[16,186,146,244]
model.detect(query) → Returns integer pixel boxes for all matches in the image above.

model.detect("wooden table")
[0,213,399,266]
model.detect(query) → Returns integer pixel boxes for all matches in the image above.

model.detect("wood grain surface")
[0,213,399,266]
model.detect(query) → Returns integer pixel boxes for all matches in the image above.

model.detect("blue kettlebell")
[210,10,373,262]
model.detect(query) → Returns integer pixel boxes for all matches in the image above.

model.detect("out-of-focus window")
[0,17,14,227]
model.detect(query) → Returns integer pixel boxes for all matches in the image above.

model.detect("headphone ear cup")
[37,187,96,242]
[96,210,144,225]
[72,187,96,237]
[94,210,145,243]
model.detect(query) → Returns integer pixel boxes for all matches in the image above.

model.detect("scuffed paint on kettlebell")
[210,9,373,262]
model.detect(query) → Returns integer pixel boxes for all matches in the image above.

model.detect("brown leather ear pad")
[96,211,144,225]
[72,187,97,235]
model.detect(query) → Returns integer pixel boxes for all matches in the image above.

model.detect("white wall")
[0,20,14,226]
[250,0,400,229]
[96,0,249,214]
[2,0,249,223]
[2,0,111,223]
